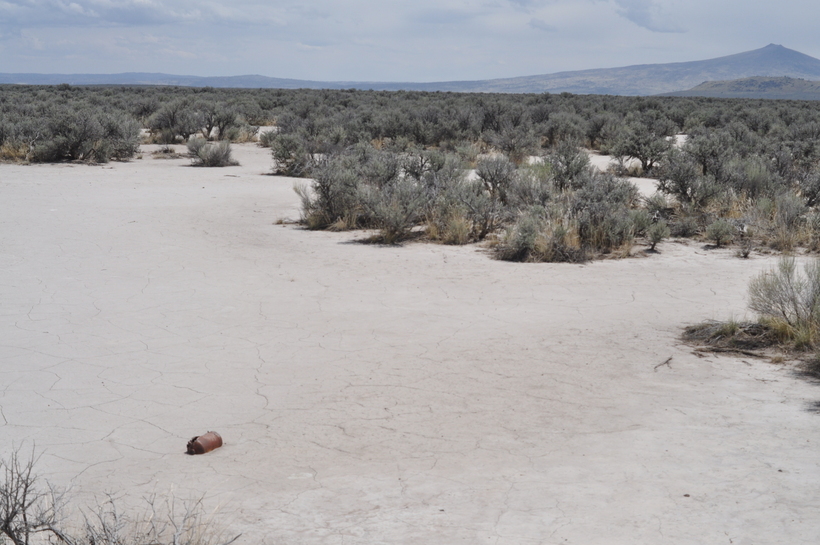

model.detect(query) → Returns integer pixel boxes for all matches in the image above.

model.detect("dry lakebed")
[1,143,818,544]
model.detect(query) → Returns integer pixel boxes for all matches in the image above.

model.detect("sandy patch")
[1,144,818,544]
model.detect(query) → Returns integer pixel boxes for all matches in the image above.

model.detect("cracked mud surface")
[2,144,819,544]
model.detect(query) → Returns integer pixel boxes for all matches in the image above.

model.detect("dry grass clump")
[0,449,239,545]
[683,320,780,352]
[152,145,183,159]
[0,142,29,163]
[494,211,586,263]
[685,257,820,379]
[425,210,472,245]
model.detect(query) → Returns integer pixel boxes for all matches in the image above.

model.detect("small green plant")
[705,219,735,247]
[647,220,670,250]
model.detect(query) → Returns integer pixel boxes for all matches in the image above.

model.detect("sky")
[0,0,817,82]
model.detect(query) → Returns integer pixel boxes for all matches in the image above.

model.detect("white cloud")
[610,0,683,33]
[529,18,556,32]
[0,1,817,81]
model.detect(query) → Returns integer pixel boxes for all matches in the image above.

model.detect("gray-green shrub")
[705,219,735,246]
[359,177,427,243]
[547,141,591,191]
[30,108,139,163]
[647,220,670,250]
[295,157,362,229]
[572,173,640,252]
[270,133,314,176]
[476,156,516,204]
[188,139,238,167]
[508,163,554,209]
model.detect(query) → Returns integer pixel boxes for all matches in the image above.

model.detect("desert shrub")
[685,130,734,179]
[796,167,820,207]
[29,108,139,163]
[488,124,537,164]
[774,192,807,230]
[30,112,102,162]
[647,220,670,250]
[97,113,141,160]
[644,192,673,220]
[188,139,238,167]
[435,212,472,245]
[187,136,208,157]
[572,173,640,253]
[656,148,700,200]
[402,150,445,181]
[669,215,699,237]
[416,153,466,198]
[148,99,202,142]
[359,177,427,243]
[761,192,806,250]
[13,85,820,257]
[586,112,619,149]
[507,163,553,209]
[629,209,653,237]
[360,150,401,187]
[495,208,584,263]
[212,106,240,140]
[705,219,735,246]
[546,140,590,191]
[476,156,516,204]
[657,148,701,194]
[295,157,362,229]
[540,111,586,147]
[656,148,725,209]
[610,122,671,174]
[270,133,314,176]
[495,209,543,261]
[723,156,779,198]
[454,141,481,165]
[223,122,259,143]
[687,176,725,210]
[447,178,504,240]
[195,100,240,141]
[258,128,278,147]
[749,257,820,348]
[423,162,476,245]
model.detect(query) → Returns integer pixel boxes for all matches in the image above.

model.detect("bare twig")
[695,347,765,358]
[654,356,673,371]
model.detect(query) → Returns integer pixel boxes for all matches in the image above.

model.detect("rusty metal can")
[186,431,223,455]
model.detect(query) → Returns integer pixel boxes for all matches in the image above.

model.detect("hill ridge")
[2,44,819,96]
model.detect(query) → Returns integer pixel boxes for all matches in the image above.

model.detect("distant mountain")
[2,44,820,96]
[663,76,820,100]
[455,44,820,95]
[0,72,322,89]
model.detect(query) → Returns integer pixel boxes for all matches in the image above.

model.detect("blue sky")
[0,0,817,81]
